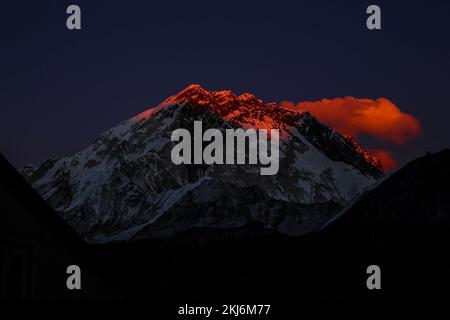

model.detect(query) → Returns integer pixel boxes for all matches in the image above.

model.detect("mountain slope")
[25,85,383,243]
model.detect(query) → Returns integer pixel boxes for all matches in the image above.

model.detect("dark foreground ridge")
[0,153,121,299]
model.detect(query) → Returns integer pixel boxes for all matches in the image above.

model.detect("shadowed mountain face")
[22,85,382,243]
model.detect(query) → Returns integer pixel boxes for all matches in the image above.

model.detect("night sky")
[1,0,449,168]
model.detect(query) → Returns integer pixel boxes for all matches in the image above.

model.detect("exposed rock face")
[25,85,382,243]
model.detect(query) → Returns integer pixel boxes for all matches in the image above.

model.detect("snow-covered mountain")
[24,85,383,243]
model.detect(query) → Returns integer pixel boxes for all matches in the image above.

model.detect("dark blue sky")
[1,0,449,168]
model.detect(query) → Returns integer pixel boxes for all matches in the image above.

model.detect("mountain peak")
[134,85,383,174]
[238,92,258,102]
[164,84,212,106]
[180,84,208,95]
[164,84,267,109]
[179,84,207,92]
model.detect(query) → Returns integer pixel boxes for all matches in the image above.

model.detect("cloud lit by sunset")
[280,97,423,171]
[368,149,398,172]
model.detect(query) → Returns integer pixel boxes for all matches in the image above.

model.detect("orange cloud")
[369,149,398,172]
[280,97,423,171]
[283,97,422,144]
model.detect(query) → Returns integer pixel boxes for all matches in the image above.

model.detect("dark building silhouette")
[0,154,121,299]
